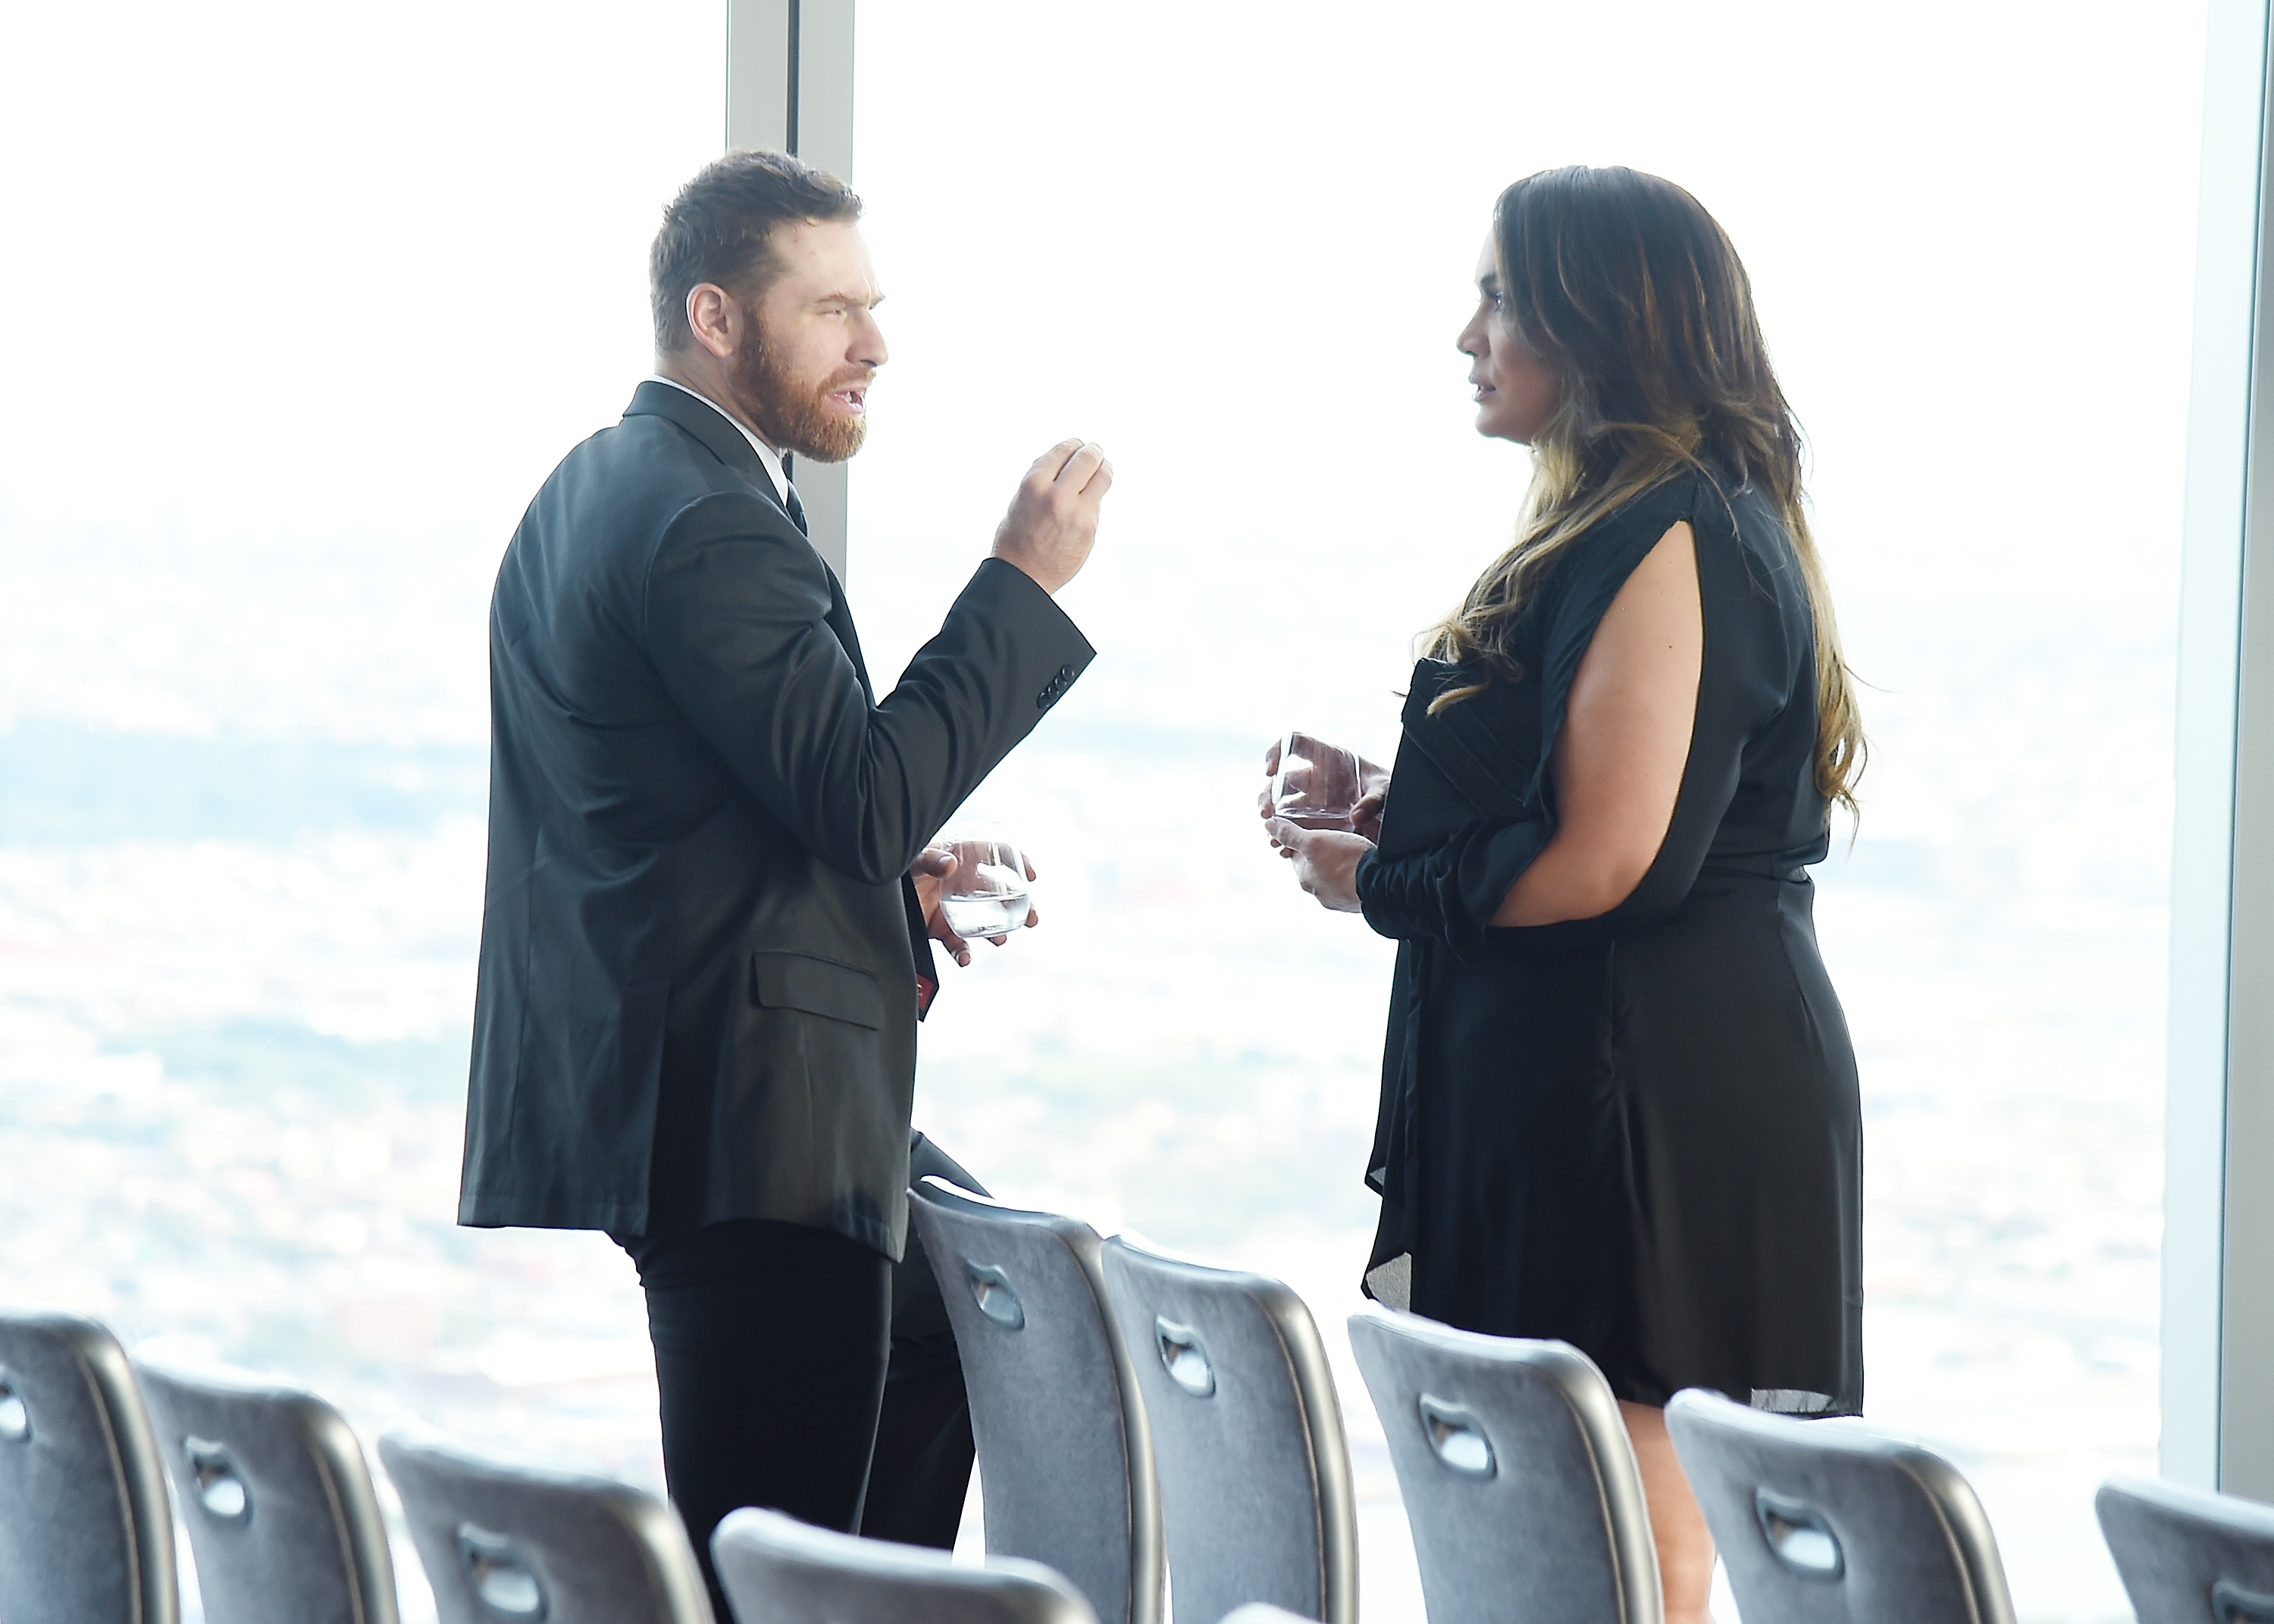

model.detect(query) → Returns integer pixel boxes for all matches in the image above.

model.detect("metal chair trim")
[912,1177,1165,1624]
[296,1395,403,1624]
[1103,1233,1359,1624]
[42,1313,181,1624]
[1666,1388,2018,1624]
[1347,1303,1662,1624]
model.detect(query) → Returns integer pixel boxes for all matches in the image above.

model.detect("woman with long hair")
[1264,166,1863,1622]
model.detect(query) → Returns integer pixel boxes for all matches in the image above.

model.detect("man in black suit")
[458,150,1107,1596]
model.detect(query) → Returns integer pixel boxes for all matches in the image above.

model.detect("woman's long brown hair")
[1427,166,1865,813]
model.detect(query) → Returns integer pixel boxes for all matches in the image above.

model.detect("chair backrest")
[711,1505,1101,1624]
[0,1307,178,1624]
[134,1357,399,1624]
[376,1427,713,1624]
[2097,1473,2274,1623]
[1665,1388,2016,1624]
[1345,1305,1662,1624]
[1098,1236,1357,1624]
[906,1178,1164,1624]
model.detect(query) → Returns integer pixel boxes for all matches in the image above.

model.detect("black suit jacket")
[459,380,1094,1255]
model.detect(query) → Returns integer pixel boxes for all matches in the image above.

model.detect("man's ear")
[684,283,739,361]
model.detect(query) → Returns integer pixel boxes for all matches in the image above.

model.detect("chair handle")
[184,1438,251,1522]
[1154,1318,1216,1397]
[2216,1579,2274,1624]
[963,1261,1026,1330]
[1416,1395,1496,1479]
[458,1523,547,1618]
[0,1369,26,1442]
[1754,1488,1843,1579]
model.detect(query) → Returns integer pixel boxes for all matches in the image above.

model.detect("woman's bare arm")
[1493,521,1702,927]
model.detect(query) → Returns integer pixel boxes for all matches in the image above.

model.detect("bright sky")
[0,1,2208,767]
[0,11,2216,1619]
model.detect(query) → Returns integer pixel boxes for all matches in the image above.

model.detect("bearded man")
[458,149,1107,1601]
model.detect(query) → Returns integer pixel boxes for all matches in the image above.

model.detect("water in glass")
[936,828,1031,937]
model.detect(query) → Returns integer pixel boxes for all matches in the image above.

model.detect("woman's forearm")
[1492,830,1652,926]
[1358,818,1553,947]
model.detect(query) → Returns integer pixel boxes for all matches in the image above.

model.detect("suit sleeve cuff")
[961,557,1098,712]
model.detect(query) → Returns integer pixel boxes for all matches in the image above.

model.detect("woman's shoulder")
[1539,465,1720,609]
[1581,464,1728,549]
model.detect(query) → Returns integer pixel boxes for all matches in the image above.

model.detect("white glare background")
[0,3,2204,1620]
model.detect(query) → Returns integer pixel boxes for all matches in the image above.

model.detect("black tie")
[784,477,810,538]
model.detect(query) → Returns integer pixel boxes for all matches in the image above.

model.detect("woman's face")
[1458,235,1561,443]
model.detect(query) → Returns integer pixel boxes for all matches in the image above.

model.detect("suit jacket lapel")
[625,381,874,696]
[625,380,772,487]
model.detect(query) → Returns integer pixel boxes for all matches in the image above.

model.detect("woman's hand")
[1258,735,1386,912]
[1258,738,1391,839]
[1264,818,1373,913]
[1352,761,1390,843]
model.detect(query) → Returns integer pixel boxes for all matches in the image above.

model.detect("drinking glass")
[1270,731,1361,831]
[935,825,1033,939]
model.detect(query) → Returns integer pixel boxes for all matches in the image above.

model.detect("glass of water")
[936,825,1034,939]
[1270,731,1361,831]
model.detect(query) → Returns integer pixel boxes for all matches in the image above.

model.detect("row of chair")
[0,1303,1084,1624]
[904,1178,2274,1624]
[10,1175,2274,1623]
[0,1305,695,1623]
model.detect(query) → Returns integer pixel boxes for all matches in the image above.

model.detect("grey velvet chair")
[905,1178,1164,1624]
[377,1427,713,1624]
[2097,1472,2274,1622]
[1098,1236,1357,1624]
[1664,1388,2017,1624]
[1345,1304,1662,1624]
[134,1357,399,1624]
[0,1307,178,1624]
[711,1504,1100,1624]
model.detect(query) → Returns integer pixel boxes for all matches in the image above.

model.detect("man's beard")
[726,312,869,464]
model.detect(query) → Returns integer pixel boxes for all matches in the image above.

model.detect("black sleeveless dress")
[1354,467,1863,1416]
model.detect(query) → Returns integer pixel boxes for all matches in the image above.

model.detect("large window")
[850,5,2202,1619]
[0,5,722,1616]
[0,4,2209,1620]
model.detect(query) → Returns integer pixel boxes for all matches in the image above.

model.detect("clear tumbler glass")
[1270,731,1362,831]
[936,825,1033,938]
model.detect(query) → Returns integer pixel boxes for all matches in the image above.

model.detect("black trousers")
[621,1135,982,1609]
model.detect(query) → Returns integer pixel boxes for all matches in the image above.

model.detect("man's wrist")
[988,549,1067,595]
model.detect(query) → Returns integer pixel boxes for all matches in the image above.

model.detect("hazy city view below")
[0,3,2205,1620]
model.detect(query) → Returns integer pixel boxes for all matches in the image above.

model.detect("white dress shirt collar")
[644,374,794,505]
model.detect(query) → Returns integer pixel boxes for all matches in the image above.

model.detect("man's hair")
[650,150,862,353]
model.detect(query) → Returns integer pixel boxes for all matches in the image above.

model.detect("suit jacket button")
[1058,664,1075,681]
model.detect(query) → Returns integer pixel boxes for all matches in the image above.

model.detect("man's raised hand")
[991,439,1113,594]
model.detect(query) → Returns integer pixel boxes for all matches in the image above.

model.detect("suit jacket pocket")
[751,950,885,1029]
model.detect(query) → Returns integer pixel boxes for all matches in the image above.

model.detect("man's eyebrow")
[815,289,885,308]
